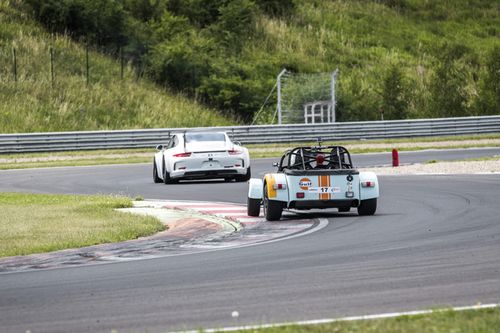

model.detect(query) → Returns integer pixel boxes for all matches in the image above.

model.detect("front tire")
[357,198,377,216]
[247,197,260,217]
[153,159,162,183]
[263,183,282,221]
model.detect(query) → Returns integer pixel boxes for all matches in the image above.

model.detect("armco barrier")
[0,116,499,153]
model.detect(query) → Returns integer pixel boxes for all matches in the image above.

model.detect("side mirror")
[156,144,163,151]
[273,162,279,167]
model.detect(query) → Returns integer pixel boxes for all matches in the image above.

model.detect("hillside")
[18,0,499,125]
[1,1,498,132]
[0,1,231,134]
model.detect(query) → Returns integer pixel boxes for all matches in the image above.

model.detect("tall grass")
[248,0,499,121]
[0,1,231,133]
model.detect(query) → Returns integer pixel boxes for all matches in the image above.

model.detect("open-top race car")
[247,145,379,221]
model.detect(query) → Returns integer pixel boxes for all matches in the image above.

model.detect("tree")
[476,45,500,115]
[381,64,408,119]
[429,43,471,117]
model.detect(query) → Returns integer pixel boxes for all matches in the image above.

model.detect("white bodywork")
[248,171,379,207]
[154,132,250,182]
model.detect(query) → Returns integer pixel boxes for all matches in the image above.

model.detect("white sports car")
[153,132,251,184]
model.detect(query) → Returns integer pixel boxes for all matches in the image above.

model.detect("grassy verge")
[226,307,500,333]
[0,3,231,133]
[0,193,164,257]
[0,134,499,170]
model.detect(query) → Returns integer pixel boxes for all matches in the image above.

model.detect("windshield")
[185,133,226,143]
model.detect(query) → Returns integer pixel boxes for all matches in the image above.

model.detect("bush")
[382,64,409,119]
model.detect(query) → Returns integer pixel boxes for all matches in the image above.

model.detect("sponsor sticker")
[308,187,341,194]
[299,178,312,190]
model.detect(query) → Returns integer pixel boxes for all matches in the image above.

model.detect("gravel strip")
[360,160,500,175]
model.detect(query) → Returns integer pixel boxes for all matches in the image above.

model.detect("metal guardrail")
[1,116,499,153]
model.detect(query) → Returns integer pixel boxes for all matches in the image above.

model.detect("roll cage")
[277,146,354,172]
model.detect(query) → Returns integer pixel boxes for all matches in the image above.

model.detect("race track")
[0,148,499,333]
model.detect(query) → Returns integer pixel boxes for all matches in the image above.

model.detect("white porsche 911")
[153,132,251,184]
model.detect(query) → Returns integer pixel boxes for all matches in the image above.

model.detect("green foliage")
[382,64,408,119]
[429,43,474,117]
[12,0,500,124]
[25,0,128,47]
[476,45,500,115]
[0,2,230,133]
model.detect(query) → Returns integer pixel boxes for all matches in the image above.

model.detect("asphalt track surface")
[1,148,500,333]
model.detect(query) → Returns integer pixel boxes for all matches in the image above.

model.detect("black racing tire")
[338,206,351,213]
[263,183,282,221]
[236,167,251,182]
[357,198,377,216]
[247,197,261,217]
[163,159,176,184]
[153,159,162,183]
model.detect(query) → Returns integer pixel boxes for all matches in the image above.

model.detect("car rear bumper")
[170,167,246,180]
[288,199,359,210]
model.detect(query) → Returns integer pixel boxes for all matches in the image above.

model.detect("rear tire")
[236,167,251,182]
[263,183,282,221]
[247,197,260,217]
[357,198,377,216]
[163,159,176,184]
[153,159,162,183]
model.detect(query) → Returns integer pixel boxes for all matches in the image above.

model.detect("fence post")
[119,47,124,80]
[276,68,287,125]
[85,45,90,86]
[50,47,55,87]
[12,47,17,83]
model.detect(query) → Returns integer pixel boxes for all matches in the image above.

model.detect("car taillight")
[173,152,191,158]
[273,183,286,190]
[228,150,242,155]
[361,181,375,187]
[296,192,305,198]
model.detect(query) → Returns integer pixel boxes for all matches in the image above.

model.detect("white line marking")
[193,207,248,211]
[212,212,255,217]
[235,217,264,223]
[170,303,499,333]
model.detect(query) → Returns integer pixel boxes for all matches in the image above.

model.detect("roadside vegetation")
[13,0,500,125]
[0,193,164,257]
[225,306,500,333]
[0,1,231,133]
[0,134,499,170]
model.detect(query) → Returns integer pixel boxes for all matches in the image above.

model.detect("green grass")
[224,307,500,333]
[0,1,232,133]
[0,192,165,257]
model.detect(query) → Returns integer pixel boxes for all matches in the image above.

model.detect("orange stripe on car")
[318,175,330,200]
[265,174,277,198]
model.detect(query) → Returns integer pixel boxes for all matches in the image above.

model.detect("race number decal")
[308,187,341,194]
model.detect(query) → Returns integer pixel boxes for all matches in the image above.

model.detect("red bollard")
[392,148,399,167]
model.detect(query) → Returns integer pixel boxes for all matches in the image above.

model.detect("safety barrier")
[1,115,499,153]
